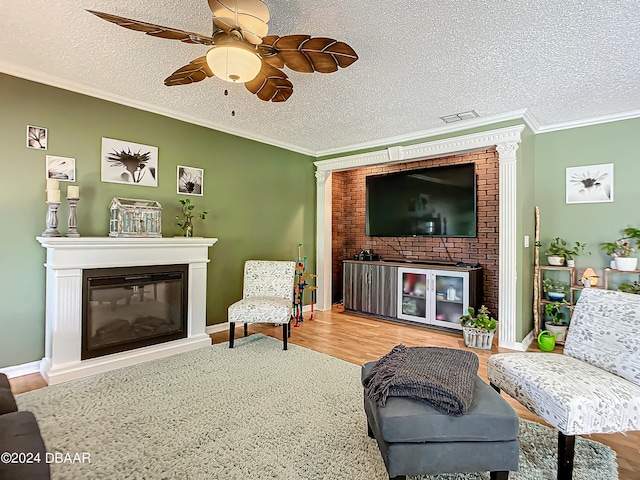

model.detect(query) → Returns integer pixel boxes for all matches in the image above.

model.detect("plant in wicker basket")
[460,305,497,349]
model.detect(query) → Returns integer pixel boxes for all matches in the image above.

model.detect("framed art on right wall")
[566,163,614,204]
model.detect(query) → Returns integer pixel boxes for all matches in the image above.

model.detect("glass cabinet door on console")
[398,270,428,323]
[397,267,469,331]
[432,271,469,330]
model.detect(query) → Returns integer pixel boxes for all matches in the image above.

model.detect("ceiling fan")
[87,0,358,103]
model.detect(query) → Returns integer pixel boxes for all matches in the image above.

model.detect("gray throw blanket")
[363,345,479,416]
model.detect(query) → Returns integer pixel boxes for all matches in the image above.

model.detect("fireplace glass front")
[82,264,189,359]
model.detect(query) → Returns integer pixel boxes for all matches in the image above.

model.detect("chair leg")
[244,323,248,337]
[558,432,575,480]
[490,382,501,393]
[229,322,235,348]
[490,471,509,480]
[287,321,291,338]
[283,323,288,350]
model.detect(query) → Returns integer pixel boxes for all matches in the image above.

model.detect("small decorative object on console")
[109,197,162,237]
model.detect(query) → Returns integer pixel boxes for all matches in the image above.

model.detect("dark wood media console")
[343,260,482,332]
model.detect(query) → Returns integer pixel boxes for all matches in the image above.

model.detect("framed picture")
[27,125,47,150]
[177,165,204,196]
[101,137,158,187]
[566,163,614,204]
[46,155,76,182]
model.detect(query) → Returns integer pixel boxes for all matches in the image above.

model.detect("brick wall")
[331,147,499,318]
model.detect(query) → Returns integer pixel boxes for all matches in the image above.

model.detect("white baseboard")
[0,360,42,379]
[205,323,229,334]
[499,329,534,351]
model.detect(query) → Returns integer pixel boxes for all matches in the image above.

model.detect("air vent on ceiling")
[440,110,479,123]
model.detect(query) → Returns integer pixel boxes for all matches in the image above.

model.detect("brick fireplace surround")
[36,236,217,385]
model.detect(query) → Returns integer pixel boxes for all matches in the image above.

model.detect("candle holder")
[42,201,62,237]
[65,198,80,237]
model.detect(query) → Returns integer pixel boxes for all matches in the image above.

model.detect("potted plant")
[460,305,497,350]
[176,199,208,237]
[542,237,589,266]
[618,281,640,295]
[544,300,570,344]
[600,226,639,271]
[542,278,568,301]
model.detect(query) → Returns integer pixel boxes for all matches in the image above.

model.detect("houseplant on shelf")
[459,305,497,350]
[542,278,568,301]
[544,300,570,344]
[542,237,589,267]
[600,226,640,271]
[176,199,208,237]
[618,281,640,295]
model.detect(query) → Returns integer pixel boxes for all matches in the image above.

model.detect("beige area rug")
[17,334,617,479]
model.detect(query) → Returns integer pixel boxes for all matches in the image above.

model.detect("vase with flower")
[176,199,208,237]
[600,227,640,271]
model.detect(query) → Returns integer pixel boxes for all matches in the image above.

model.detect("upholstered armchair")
[228,260,296,350]
[488,288,640,480]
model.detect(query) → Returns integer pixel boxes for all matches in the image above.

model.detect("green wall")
[0,73,316,368]
[534,119,640,271]
[1,71,638,367]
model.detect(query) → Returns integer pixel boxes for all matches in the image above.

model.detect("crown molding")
[314,125,525,172]
[314,109,529,158]
[3,61,639,157]
[0,61,316,157]
[533,109,640,134]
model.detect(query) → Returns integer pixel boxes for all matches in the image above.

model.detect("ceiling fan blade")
[164,57,214,86]
[245,63,293,102]
[261,35,358,73]
[87,10,213,44]
[208,0,270,45]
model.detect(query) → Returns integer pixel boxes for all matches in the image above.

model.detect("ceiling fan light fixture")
[206,42,262,83]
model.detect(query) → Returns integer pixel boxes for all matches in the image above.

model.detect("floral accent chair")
[228,260,296,350]
[487,288,640,480]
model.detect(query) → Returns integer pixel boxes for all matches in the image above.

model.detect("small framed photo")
[46,155,76,182]
[101,137,158,187]
[27,125,48,150]
[177,165,204,196]
[566,163,614,204]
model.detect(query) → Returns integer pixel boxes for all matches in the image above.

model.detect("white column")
[496,142,519,348]
[315,170,332,310]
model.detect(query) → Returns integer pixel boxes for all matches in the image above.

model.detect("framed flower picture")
[27,125,48,150]
[177,165,204,196]
[46,155,76,182]
[566,163,614,204]
[101,137,158,187]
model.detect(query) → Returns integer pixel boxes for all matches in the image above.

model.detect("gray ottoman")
[362,361,519,480]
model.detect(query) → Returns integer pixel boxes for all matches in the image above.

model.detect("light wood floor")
[10,307,639,479]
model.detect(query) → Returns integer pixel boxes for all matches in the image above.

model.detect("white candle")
[46,178,59,191]
[46,189,60,203]
[67,186,80,199]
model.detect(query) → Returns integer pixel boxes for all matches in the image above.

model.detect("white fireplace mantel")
[36,236,218,385]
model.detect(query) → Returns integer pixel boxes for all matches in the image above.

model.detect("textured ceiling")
[1,1,639,156]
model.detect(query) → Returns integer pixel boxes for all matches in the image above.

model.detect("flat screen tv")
[366,163,477,237]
